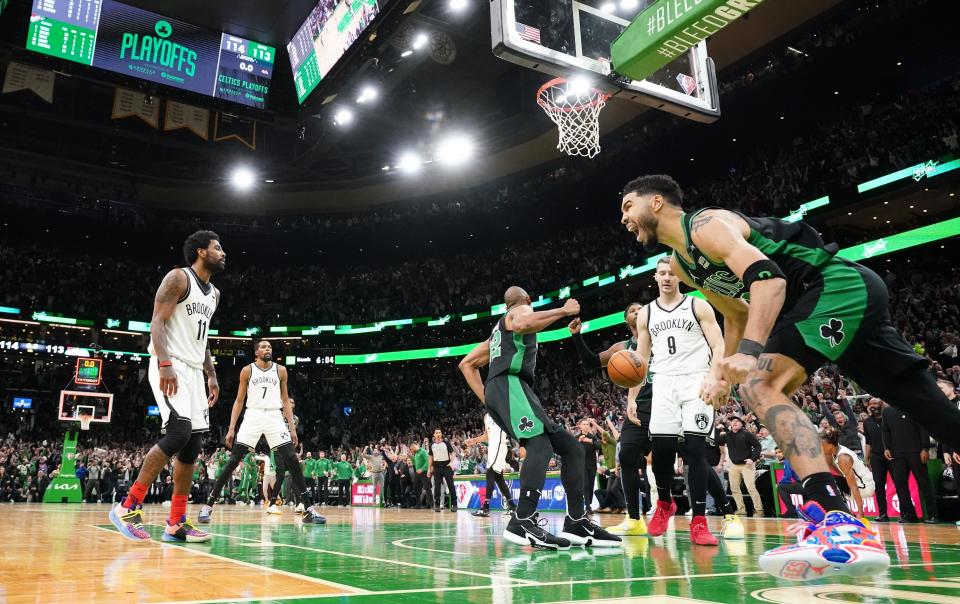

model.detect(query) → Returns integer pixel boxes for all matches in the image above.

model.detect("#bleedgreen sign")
[612,0,766,82]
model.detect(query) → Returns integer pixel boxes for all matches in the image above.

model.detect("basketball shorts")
[487,422,511,473]
[649,371,714,438]
[764,258,925,379]
[149,357,209,433]
[235,408,292,450]
[484,375,560,443]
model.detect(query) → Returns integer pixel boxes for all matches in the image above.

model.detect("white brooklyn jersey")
[148,268,217,368]
[647,295,711,376]
[834,444,875,495]
[246,362,283,410]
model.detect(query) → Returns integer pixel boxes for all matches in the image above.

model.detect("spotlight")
[620,0,639,9]
[401,49,413,57]
[397,152,422,173]
[231,167,255,191]
[356,85,378,104]
[449,0,468,10]
[601,2,616,12]
[333,107,353,125]
[413,33,429,50]
[566,75,592,97]
[437,134,474,166]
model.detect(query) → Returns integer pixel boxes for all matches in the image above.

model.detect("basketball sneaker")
[295,502,305,514]
[560,515,623,548]
[162,516,212,543]
[301,505,327,524]
[472,508,491,517]
[720,514,745,540]
[504,512,571,550]
[689,516,718,546]
[609,516,649,536]
[267,503,283,515]
[647,499,677,537]
[109,503,151,542]
[197,505,213,524]
[758,502,889,581]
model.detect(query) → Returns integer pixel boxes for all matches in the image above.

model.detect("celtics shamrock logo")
[820,318,844,347]
[518,416,535,432]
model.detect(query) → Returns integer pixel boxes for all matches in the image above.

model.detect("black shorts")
[764,259,925,378]
[619,420,651,457]
[484,375,560,443]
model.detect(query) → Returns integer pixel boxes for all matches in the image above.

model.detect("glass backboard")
[492,0,720,122]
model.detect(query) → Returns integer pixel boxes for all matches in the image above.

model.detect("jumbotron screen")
[25,0,275,109]
[287,0,382,104]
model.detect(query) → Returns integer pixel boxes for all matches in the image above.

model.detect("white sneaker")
[295,502,305,513]
[685,509,693,517]
[267,504,282,515]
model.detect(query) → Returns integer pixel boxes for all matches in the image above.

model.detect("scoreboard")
[26,0,274,109]
[75,357,104,386]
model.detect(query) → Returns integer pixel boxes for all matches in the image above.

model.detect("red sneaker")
[690,515,718,546]
[647,499,677,537]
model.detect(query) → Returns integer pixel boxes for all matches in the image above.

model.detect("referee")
[429,429,458,512]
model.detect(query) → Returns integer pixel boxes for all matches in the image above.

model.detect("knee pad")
[176,433,203,464]
[158,418,192,457]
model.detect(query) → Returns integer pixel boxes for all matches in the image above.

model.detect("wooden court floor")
[3,503,960,603]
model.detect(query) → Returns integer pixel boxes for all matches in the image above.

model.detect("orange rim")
[536,77,609,113]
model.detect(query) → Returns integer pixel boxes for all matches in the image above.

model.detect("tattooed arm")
[151,269,187,397]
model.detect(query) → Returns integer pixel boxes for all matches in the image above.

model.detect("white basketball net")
[78,414,92,431]
[537,78,608,159]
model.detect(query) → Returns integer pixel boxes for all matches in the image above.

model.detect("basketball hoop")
[78,413,93,431]
[536,77,609,159]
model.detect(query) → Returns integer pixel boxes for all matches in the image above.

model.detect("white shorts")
[649,372,714,437]
[235,407,292,450]
[487,421,511,473]
[149,357,209,433]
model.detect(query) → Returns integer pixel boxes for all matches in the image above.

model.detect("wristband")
[158,360,173,368]
[736,339,764,358]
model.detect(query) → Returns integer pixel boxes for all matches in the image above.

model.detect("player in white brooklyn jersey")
[109,231,224,544]
[197,339,326,524]
[464,414,519,517]
[635,256,743,546]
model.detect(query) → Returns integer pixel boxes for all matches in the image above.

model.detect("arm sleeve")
[573,334,602,370]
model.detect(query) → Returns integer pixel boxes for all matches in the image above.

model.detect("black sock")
[651,437,678,504]
[801,472,850,514]
[706,468,733,515]
[619,442,645,520]
[516,434,553,518]
[683,435,709,517]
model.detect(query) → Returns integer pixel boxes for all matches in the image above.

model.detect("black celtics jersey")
[673,208,841,314]
[486,315,537,384]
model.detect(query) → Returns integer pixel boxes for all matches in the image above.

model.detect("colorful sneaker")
[302,505,327,524]
[162,517,212,543]
[560,515,623,548]
[689,516,718,546]
[759,506,888,581]
[109,503,151,542]
[720,514,745,540]
[647,499,677,537]
[608,516,649,536]
[197,505,213,524]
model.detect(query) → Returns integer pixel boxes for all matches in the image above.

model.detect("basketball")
[607,350,647,389]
